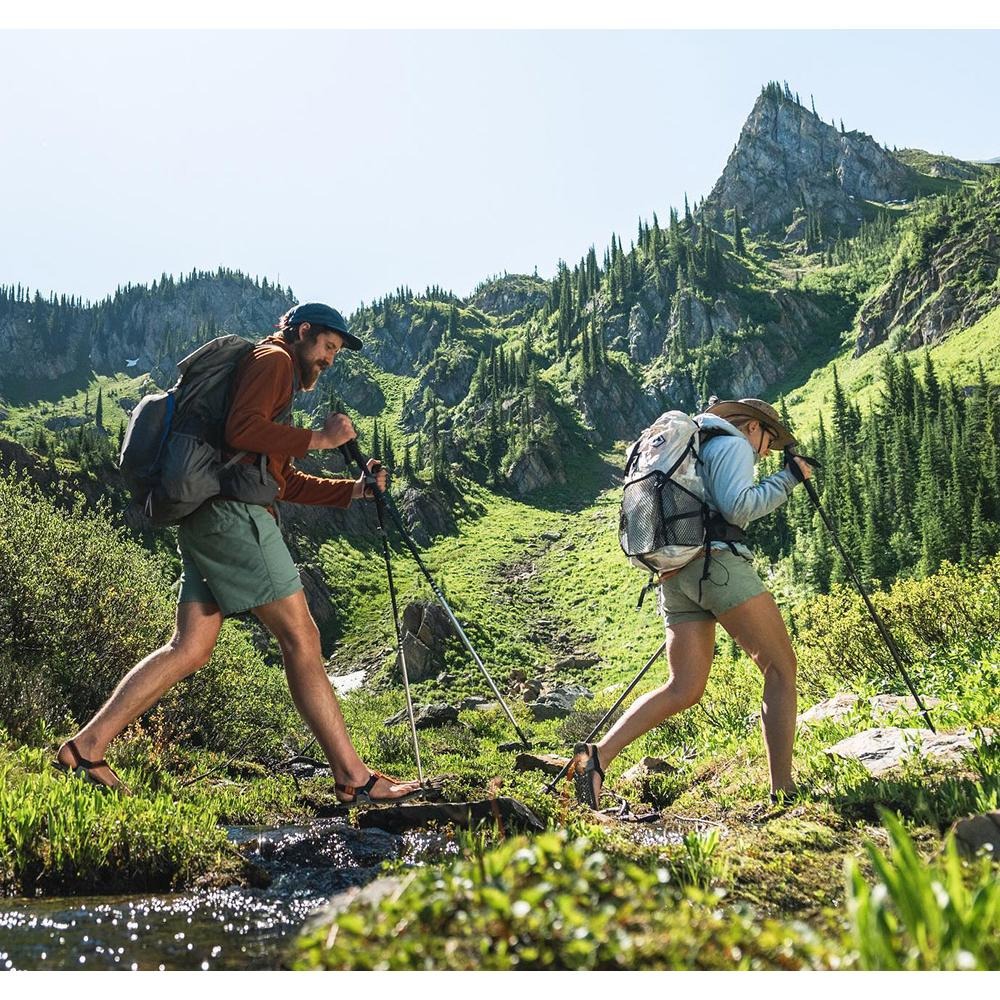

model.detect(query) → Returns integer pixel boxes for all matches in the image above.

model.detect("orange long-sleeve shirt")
[224,336,354,508]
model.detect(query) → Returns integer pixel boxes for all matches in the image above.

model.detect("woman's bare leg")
[716,592,797,795]
[579,618,717,800]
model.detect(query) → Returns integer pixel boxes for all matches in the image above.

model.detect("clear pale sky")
[0,30,996,313]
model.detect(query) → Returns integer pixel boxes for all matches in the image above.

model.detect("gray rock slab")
[529,683,595,721]
[458,696,499,712]
[798,693,943,726]
[301,875,406,936]
[553,654,601,670]
[824,726,988,777]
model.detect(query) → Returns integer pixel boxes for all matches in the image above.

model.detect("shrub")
[0,470,298,758]
[790,556,1000,698]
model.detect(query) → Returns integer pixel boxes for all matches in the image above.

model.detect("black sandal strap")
[590,745,605,781]
[66,739,108,770]
[335,772,380,797]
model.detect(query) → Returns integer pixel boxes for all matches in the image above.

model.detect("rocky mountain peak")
[702,83,914,239]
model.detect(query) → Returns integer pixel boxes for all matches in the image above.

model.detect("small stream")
[0,817,458,971]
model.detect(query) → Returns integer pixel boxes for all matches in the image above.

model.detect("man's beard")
[301,362,325,391]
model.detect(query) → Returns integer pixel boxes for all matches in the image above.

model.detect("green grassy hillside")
[781,303,1000,438]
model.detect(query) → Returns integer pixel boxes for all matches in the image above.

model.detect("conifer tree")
[732,206,745,256]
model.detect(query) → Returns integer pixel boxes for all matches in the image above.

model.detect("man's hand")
[310,413,356,451]
[353,458,388,500]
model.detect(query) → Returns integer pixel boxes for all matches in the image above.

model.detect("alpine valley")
[1,82,998,972]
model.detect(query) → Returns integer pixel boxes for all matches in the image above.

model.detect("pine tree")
[732,206,745,256]
[95,387,104,431]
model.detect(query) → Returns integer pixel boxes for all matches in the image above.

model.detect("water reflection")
[0,818,460,971]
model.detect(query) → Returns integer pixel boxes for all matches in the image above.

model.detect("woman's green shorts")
[177,500,302,617]
[657,548,766,627]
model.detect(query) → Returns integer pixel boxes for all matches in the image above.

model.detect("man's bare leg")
[59,600,224,790]
[252,590,420,801]
[717,592,798,795]
[573,618,717,802]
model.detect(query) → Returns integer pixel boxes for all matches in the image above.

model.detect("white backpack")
[618,410,724,573]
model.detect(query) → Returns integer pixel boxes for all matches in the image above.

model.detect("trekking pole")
[340,438,532,749]
[543,639,667,794]
[786,447,936,733]
[363,461,425,784]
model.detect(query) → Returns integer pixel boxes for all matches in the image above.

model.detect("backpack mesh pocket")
[619,471,705,557]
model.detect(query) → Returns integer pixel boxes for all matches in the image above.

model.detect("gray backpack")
[119,335,295,525]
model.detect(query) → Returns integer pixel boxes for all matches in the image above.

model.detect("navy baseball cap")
[284,302,362,350]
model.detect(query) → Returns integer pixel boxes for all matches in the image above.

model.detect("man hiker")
[56,303,424,804]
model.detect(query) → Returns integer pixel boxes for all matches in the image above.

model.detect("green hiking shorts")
[177,500,302,617]
[657,547,766,627]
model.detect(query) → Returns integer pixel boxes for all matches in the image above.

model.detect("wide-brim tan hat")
[704,398,797,449]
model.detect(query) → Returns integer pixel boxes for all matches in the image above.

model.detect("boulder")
[301,875,405,936]
[553,654,601,670]
[505,446,566,496]
[395,601,453,682]
[396,485,457,548]
[529,683,594,721]
[951,812,1000,859]
[622,756,676,783]
[459,696,498,712]
[298,563,338,649]
[824,727,991,778]
[798,693,944,726]
[384,702,459,729]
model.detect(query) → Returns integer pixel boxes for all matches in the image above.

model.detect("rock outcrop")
[393,601,455,683]
[506,445,566,496]
[703,86,914,237]
[854,180,1000,355]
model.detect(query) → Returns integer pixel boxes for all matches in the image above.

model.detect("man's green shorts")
[657,547,766,627]
[177,500,302,617]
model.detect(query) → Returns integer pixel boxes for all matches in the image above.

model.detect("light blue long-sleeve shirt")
[696,414,799,558]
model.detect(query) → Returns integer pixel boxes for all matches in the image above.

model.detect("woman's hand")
[792,456,812,481]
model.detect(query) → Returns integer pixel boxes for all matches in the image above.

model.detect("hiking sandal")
[334,770,430,805]
[53,739,132,795]
[570,742,604,809]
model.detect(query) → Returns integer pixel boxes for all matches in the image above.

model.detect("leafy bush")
[0,470,298,758]
[847,810,1000,969]
[790,556,1000,699]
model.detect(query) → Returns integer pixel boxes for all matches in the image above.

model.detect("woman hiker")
[571,398,812,808]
